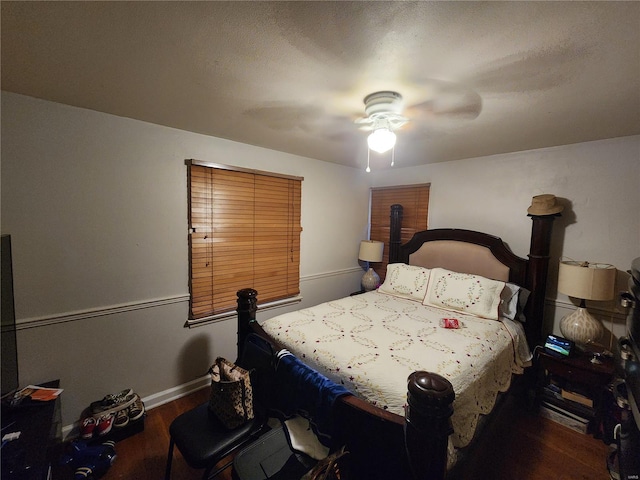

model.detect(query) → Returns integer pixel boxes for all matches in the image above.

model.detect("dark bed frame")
[236,205,558,480]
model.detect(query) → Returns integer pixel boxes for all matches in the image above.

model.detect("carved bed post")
[405,372,455,480]
[389,204,404,264]
[237,288,257,362]
[525,214,559,349]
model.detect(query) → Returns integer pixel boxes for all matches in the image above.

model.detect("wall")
[369,135,640,345]
[3,91,639,432]
[1,92,370,430]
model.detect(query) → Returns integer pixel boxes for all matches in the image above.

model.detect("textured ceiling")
[2,1,639,170]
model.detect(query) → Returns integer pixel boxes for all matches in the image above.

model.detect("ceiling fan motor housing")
[363,91,404,117]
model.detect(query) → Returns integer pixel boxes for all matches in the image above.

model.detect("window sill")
[184,295,303,328]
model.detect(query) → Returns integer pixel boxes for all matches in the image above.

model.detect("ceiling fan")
[354,84,482,171]
[242,80,482,171]
[354,91,409,134]
[354,91,408,157]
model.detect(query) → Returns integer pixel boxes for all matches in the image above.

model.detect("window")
[187,160,302,320]
[370,184,430,281]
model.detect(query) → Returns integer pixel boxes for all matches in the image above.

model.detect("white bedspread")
[261,290,531,452]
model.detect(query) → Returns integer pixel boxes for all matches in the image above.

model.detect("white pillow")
[516,287,530,323]
[424,268,506,320]
[379,264,431,302]
[499,283,531,322]
[499,283,521,320]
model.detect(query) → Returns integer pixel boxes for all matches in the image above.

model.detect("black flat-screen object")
[544,334,574,357]
[1,234,19,396]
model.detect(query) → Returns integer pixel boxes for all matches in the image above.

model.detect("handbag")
[301,446,350,480]
[207,357,254,429]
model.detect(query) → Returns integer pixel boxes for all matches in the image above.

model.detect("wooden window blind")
[187,161,302,319]
[370,184,430,282]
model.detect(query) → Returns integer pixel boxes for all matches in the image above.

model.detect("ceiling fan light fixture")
[367,128,396,154]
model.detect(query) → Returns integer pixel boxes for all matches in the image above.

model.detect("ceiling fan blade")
[407,90,482,120]
[354,116,376,130]
[409,99,481,119]
[242,104,325,132]
[242,101,359,147]
[402,79,483,121]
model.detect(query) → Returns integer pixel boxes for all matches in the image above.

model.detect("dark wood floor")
[57,388,611,480]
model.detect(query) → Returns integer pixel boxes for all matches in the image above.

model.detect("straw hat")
[527,194,564,216]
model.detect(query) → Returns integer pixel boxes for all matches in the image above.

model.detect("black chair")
[164,334,275,480]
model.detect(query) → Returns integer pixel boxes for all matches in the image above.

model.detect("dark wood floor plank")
[58,388,610,480]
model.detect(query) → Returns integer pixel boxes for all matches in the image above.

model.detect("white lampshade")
[557,261,616,301]
[358,240,384,262]
[359,240,384,291]
[367,128,396,154]
[558,260,616,346]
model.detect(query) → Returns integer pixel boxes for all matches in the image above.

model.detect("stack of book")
[539,376,596,434]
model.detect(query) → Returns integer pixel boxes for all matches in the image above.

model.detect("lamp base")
[361,268,380,292]
[559,307,603,346]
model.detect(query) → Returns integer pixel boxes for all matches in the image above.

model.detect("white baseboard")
[142,376,210,411]
[61,376,210,440]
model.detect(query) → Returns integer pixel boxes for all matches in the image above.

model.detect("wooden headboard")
[388,204,558,350]
[400,231,526,284]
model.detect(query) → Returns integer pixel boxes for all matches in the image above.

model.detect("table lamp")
[557,260,616,347]
[359,240,384,291]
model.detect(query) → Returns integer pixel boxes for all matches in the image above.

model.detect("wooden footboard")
[237,287,455,480]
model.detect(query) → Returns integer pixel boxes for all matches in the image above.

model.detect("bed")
[236,204,559,480]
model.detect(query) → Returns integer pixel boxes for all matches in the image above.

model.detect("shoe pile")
[60,439,117,480]
[80,388,145,440]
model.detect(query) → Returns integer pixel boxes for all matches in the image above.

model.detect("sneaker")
[127,396,145,422]
[113,408,130,429]
[90,388,136,415]
[80,416,97,439]
[95,413,115,437]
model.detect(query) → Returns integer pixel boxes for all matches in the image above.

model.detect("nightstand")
[535,347,615,436]
[537,347,615,386]
[1,380,62,480]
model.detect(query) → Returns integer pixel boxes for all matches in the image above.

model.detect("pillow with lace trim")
[424,268,505,320]
[378,263,431,302]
